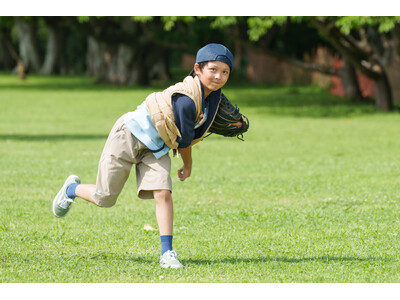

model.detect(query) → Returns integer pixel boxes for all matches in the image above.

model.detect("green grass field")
[1,74,400,283]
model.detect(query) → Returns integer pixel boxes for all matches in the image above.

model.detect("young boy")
[52,43,235,269]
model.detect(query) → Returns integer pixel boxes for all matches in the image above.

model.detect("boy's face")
[194,61,230,96]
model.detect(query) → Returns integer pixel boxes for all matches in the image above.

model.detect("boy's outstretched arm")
[177,146,192,181]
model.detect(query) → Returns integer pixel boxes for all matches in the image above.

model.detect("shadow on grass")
[0,75,159,92]
[89,252,390,265]
[89,252,155,264]
[0,134,108,142]
[182,255,391,265]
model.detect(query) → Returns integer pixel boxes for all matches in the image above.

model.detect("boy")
[53,43,235,269]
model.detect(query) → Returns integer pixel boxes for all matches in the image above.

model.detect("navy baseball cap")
[195,43,234,71]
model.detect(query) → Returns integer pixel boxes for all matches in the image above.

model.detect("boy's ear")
[193,63,200,75]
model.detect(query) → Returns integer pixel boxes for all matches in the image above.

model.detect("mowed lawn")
[1,74,400,283]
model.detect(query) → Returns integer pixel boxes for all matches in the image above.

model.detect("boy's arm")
[172,94,196,148]
[177,146,192,181]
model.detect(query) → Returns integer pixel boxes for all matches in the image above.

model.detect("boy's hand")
[178,165,191,181]
[177,146,192,181]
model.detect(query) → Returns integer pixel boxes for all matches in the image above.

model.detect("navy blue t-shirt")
[172,87,221,148]
[172,93,206,148]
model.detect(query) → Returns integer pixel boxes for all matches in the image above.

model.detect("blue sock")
[66,183,79,199]
[160,235,173,255]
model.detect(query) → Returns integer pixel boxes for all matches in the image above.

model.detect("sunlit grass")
[1,74,400,282]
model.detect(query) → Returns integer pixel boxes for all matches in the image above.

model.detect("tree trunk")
[15,17,42,73]
[309,18,396,110]
[233,40,246,78]
[40,25,60,75]
[2,27,26,79]
[394,24,400,57]
[102,44,119,84]
[116,44,135,84]
[82,17,175,86]
[86,36,151,85]
[147,47,171,82]
[86,36,104,76]
[340,58,363,100]
[374,73,393,110]
[86,36,166,86]
[0,40,14,70]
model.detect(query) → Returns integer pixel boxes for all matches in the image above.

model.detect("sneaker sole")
[160,260,184,269]
[161,264,183,269]
[52,174,81,218]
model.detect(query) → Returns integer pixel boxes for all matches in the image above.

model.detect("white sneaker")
[160,250,183,269]
[52,175,81,218]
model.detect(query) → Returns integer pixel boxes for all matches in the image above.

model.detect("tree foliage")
[1,16,400,110]
[335,16,400,34]
[190,16,400,110]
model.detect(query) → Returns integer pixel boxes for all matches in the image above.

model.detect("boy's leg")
[136,149,182,268]
[154,189,183,269]
[75,184,98,205]
[53,115,135,216]
[154,189,173,236]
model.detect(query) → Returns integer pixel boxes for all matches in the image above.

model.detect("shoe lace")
[164,250,178,260]
[59,197,75,209]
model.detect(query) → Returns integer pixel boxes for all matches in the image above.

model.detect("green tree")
[310,17,400,110]
[77,16,191,85]
[77,16,231,85]
[245,16,400,111]
[0,17,87,77]
[165,16,364,99]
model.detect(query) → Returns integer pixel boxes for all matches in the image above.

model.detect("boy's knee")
[92,192,117,208]
[153,189,172,201]
[97,199,116,208]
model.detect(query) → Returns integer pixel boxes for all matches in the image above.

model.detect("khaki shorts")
[92,115,172,207]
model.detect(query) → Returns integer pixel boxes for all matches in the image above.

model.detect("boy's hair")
[189,62,208,77]
[197,62,208,71]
